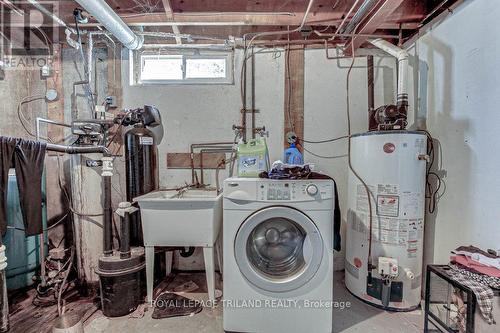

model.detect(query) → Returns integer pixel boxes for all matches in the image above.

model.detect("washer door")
[235,206,324,293]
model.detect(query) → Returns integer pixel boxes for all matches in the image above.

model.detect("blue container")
[284,143,304,165]
[3,169,46,290]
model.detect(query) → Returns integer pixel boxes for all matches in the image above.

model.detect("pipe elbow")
[368,38,408,61]
[397,49,409,62]
[124,34,144,51]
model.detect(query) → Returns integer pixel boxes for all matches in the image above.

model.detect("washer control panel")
[258,181,332,201]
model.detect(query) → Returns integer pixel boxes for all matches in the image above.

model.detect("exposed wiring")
[57,247,75,316]
[55,149,104,220]
[106,110,133,148]
[18,95,46,137]
[300,135,349,144]
[34,247,75,310]
[345,40,377,278]
[297,142,347,159]
[420,129,442,214]
[7,213,69,232]
[74,13,96,114]
[239,0,315,123]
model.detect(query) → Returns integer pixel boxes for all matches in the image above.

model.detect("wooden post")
[107,43,123,154]
[283,45,304,151]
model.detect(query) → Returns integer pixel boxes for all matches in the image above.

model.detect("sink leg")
[146,246,155,305]
[216,237,223,277]
[165,250,173,276]
[203,246,216,307]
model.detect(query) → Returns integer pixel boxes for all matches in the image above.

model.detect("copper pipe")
[242,38,247,142]
[199,148,235,186]
[251,47,256,139]
[190,142,235,184]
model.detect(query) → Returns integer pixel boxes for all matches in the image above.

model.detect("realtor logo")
[0,1,61,71]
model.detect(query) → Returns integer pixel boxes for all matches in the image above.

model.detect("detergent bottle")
[237,138,270,177]
[284,143,304,165]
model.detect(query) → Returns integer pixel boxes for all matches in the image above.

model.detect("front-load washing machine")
[223,178,334,333]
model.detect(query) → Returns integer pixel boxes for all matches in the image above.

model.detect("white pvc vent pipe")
[368,38,409,108]
[75,0,143,50]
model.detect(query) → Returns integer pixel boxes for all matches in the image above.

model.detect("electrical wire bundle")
[421,130,442,214]
[33,248,75,316]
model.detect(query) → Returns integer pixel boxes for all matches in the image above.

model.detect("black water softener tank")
[124,124,159,246]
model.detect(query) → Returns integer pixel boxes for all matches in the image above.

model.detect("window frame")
[131,47,234,85]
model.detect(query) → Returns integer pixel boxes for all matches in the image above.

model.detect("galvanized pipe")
[75,0,143,50]
[46,143,111,156]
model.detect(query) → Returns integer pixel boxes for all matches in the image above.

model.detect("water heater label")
[371,217,408,246]
[377,184,399,195]
[139,136,154,145]
[377,195,400,217]
[355,184,376,212]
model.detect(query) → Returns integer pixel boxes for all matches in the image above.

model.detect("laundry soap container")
[237,138,269,177]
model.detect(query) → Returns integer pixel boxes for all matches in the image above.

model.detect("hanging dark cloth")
[259,167,342,252]
[0,136,46,236]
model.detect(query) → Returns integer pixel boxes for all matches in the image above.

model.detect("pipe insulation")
[74,0,144,50]
[368,38,409,110]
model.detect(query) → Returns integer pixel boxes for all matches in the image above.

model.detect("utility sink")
[134,187,223,304]
[134,188,223,247]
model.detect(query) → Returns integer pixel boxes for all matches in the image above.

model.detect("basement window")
[132,49,234,85]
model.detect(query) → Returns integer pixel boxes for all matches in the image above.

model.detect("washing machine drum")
[235,206,324,293]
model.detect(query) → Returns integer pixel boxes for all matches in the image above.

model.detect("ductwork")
[368,38,409,113]
[340,0,378,35]
[75,0,144,50]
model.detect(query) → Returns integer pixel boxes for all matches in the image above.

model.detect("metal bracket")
[240,108,260,114]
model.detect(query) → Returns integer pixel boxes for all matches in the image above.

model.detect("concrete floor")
[86,271,423,333]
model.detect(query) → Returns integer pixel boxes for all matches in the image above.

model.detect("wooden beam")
[161,0,182,44]
[76,12,420,30]
[283,46,304,152]
[106,43,123,154]
[344,0,405,53]
[79,12,340,26]
[160,0,174,18]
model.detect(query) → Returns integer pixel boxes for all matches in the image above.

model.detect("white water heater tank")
[345,131,427,311]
